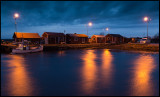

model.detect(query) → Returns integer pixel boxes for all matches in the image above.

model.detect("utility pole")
[64,30,66,44]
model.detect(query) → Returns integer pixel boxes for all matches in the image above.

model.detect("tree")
[153,32,159,39]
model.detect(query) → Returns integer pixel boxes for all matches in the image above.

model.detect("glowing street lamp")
[88,22,92,26]
[87,22,92,36]
[143,16,151,38]
[105,27,109,43]
[106,27,109,31]
[14,13,19,32]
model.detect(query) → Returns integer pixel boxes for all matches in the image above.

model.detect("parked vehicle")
[140,38,151,44]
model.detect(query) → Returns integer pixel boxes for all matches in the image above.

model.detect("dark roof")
[43,32,65,36]
[106,34,123,37]
[67,33,88,37]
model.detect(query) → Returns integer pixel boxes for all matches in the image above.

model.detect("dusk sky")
[1,1,159,39]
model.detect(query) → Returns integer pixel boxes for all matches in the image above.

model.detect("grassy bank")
[43,43,159,52]
[1,43,159,53]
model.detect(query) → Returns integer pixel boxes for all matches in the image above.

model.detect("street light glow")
[144,16,151,22]
[106,28,109,31]
[88,22,92,26]
[14,13,19,18]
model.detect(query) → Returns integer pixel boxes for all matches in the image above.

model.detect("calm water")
[1,49,159,96]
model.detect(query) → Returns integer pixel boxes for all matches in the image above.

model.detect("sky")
[1,1,159,39]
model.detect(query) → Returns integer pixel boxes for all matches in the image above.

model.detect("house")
[66,33,88,44]
[42,32,65,44]
[90,35,106,43]
[13,32,41,43]
[123,37,131,43]
[105,34,124,43]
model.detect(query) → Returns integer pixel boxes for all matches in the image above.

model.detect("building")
[105,34,124,43]
[66,33,88,44]
[42,32,65,44]
[90,35,106,43]
[13,32,41,43]
[130,37,142,43]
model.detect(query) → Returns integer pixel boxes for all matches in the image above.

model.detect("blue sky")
[1,1,159,39]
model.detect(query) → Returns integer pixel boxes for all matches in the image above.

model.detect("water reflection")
[58,50,65,56]
[130,54,156,96]
[6,55,34,96]
[81,50,97,95]
[101,49,114,87]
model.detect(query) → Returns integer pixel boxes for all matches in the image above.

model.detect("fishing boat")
[12,40,43,54]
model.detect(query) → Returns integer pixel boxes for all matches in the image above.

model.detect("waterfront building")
[90,35,106,43]
[130,37,142,43]
[66,33,88,44]
[42,32,65,44]
[13,32,41,43]
[105,34,124,44]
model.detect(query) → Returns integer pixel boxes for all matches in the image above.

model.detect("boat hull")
[12,46,43,54]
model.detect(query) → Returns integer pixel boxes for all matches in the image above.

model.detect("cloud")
[1,1,159,39]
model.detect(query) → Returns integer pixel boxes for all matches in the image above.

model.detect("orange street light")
[87,22,93,36]
[14,13,19,18]
[88,22,92,26]
[106,27,109,31]
[14,13,19,32]
[143,16,151,38]
[144,17,148,22]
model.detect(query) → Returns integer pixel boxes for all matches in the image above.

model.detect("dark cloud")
[1,1,159,39]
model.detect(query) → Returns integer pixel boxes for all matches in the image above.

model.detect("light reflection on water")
[1,49,159,96]
[5,55,34,96]
[130,54,156,96]
[80,49,114,95]
[101,49,114,88]
[80,50,97,94]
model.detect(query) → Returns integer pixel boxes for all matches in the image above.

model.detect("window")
[74,37,78,41]
[107,37,110,40]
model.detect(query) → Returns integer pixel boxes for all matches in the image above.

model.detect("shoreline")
[1,43,159,54]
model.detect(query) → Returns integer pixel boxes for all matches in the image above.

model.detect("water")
[1,49,159,96]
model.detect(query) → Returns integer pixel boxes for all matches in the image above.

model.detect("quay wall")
[1,43,159,54]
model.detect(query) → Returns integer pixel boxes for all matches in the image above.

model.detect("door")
[82,38,85,43]
[45,37,48,44]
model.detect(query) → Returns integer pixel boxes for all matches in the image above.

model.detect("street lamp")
[87,22,92,36]
[143,16,151,38]
[105,27,109,43]
[106,27,109,32]
[14,13,19,32]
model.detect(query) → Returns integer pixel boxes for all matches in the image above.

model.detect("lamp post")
[144,16,151,38]
[106,27,109,34]
[105,27,109,43]
[87,22,92,36]
[14,13,19,42]
[14,13,19,32]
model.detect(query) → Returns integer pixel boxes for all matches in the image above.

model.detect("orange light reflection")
[131,54,156,96]
[81,50,97,95]
[7,55,34,96]
[101,49,113,86]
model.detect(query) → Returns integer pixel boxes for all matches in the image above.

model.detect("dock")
[1,43,159,53]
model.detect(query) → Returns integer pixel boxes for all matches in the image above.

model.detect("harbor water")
[1,49,159,96]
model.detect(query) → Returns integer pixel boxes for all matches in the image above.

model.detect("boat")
[12,40,43,54]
